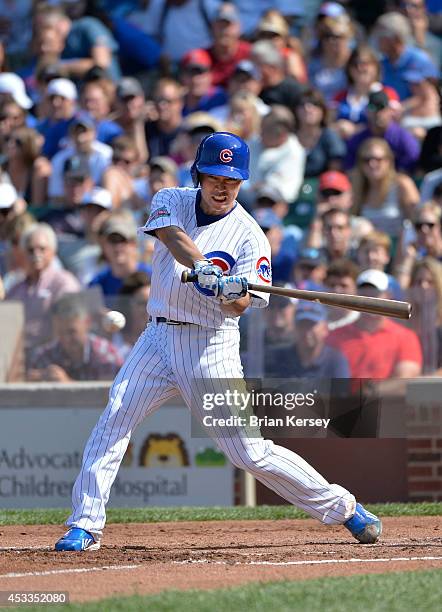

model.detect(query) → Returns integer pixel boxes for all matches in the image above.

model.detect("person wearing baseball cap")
[0,73,33,110]
[206,2,251,88]
[113,77,148,163]
[313,170,373,245]
[327,268,423,378]
[149,156,179,198]
[266,300,350,378]
[293,247,327,288]
[39,78,78,159]
[318,171,352,208]
[310,14,355,103]
[48,112,113,203]
[88,211,151,308]
[81,187,112,211]
[38,155,92,241]
[180,49,227,116]
[256,10,307,84]
[344,85,420,172]
[0,184,20,245]
[79,187,113,232]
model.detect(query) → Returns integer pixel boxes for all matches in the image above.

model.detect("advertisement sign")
[0,404,234,508]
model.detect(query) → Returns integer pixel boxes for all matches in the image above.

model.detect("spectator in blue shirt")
[373,11,439,101]
[265,301,350,378]
[34,2,121,82]
[38,78,78,159]
[89,212,151,308]
[400,0,441,71]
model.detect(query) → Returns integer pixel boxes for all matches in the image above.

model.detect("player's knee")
[230,439,273,473]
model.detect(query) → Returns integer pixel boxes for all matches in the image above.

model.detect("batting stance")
[55,132,381,551]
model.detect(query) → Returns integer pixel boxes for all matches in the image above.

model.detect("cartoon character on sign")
[256,256,271,283]
[139,433,190,467]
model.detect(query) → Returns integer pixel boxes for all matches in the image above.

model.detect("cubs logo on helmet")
[219,148,233,163]
[194,251,236,296]
[256,256,271,284]
[190,132,250,187]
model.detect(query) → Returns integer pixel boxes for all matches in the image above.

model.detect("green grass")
[10,570,442,612]
[0,502,440,526]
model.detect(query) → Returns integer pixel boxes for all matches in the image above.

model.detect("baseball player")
[55,132,381,551]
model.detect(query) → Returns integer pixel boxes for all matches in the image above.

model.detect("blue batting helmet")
[190,131,250,187]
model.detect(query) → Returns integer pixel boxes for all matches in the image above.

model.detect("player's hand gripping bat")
[181,270,412,320]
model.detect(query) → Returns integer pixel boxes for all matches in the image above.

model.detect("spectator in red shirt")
[27,293,123,382]
[327,269,422,378]
[206,3,251,88]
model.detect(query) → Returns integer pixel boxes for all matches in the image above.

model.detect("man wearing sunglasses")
[344,88,420,172]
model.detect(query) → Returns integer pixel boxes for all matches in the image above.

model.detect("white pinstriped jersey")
[139,187,272,329]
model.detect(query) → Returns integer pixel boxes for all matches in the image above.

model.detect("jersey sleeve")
[233,231,272,309]
[138,188,185,237]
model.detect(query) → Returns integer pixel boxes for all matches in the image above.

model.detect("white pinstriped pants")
[68,321,355,535]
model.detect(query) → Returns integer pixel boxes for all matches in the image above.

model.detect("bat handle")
[181,270,198,283]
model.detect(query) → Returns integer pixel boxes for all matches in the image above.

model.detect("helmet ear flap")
[190,134,211,187]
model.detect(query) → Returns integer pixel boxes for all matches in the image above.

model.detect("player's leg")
[172,326,373,532]
[59,323,178,545]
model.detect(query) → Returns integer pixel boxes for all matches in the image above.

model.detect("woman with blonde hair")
[351,137,419,237]
[225,91,262,144]
[3,126,51,205]
[409,257,442,372]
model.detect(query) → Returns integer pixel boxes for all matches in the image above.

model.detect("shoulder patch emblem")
[256,256,272,284]
[148,207,171,223]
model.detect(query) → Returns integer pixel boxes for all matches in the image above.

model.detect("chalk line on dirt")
[0,565,141,579]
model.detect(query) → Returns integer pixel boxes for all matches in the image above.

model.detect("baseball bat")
[181,271,412,320]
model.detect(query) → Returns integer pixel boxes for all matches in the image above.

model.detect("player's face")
[199,174,242,215]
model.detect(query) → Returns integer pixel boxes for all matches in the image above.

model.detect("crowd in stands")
[0,0,441,384]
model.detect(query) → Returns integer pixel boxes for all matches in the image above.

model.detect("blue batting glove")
[217,275,248,303]
[193,260,223,293]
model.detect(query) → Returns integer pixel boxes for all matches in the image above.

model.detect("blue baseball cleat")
[344,503,382,543]
[55,528,100,551]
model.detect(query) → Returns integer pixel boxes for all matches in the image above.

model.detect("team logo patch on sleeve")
[219,148,233,163]
[256,256,272,283]
[147,207,171,223]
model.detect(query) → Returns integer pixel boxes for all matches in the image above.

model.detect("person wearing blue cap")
[293,247,327,288]
[265,300,350,379]
[48,112,113,203]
